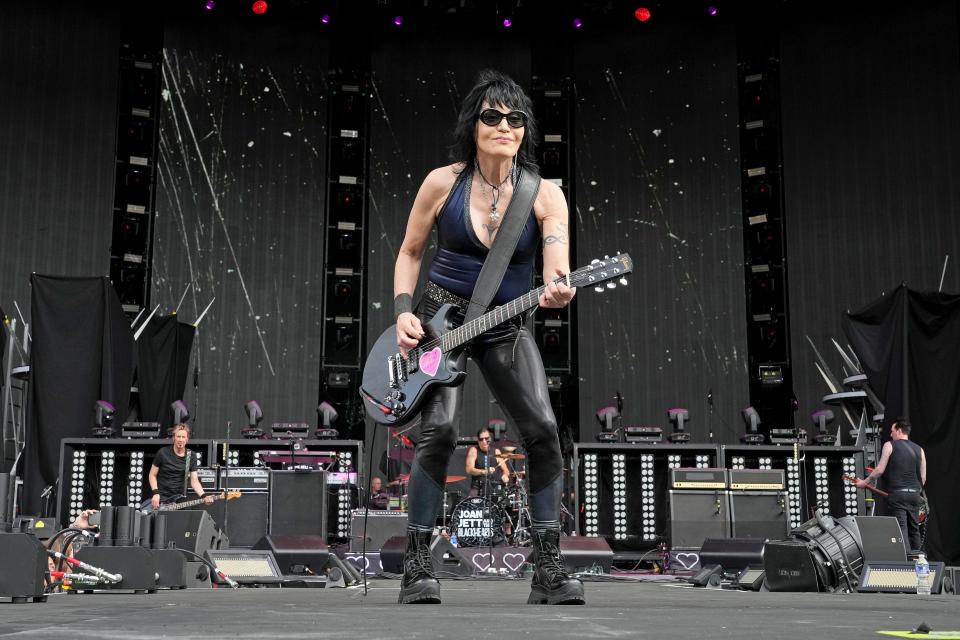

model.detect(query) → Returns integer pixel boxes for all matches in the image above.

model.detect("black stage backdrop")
[152,19,329,436]
[137,315,196,432]
[0,1,120,472]
[573,18,747,443]
[24,276,134,514]
[844,286,960,564]
[781,0,960,422]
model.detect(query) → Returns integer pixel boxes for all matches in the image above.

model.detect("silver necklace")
[475,160,514,223]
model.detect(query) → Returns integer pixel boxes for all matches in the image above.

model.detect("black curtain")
[136,315,195,432]
[843,284,960,563]
[25,276,134,513]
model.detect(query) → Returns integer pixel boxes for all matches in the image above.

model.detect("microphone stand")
[707,389,715,444]
[223,421,231,539]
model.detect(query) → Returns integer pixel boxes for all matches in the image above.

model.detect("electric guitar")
[139,490,242,514]
[360,254,633,426]
[841,474,889,497]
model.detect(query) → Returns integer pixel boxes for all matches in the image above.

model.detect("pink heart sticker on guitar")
[419,347,441,377]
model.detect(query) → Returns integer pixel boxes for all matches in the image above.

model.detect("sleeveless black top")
[885,439,923,492]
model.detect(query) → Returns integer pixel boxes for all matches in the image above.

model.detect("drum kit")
[384,431,533,547]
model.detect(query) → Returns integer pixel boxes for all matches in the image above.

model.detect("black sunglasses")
[478,108,528,129]
[478,436,491,441]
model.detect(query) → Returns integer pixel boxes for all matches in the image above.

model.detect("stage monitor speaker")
[152,548,188,589]
[0,533,48,602]
[204,549,283,585]
[762,540,820,592]
[699,538,766,573]
[942,566,959,595]
[430,536,474,577]
[560,536,613,574]
[380,535,406,574]
[253,534,330,576]
[74,546,157,592]
[350,509,408,551]
[689,564,723,588]
[734,567,766,591]
[11,517,57,541]
[157,510,226,555]
[852,516,907,562]
[201,493,269,548]
[728,491,788,540]
[269,470,327,539]
[858,561,945,594]
[668,490,730,549]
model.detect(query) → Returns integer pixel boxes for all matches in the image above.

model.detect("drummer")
[465,427,511,497]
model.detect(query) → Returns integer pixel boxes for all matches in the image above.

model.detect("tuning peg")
[619,277,629,286]
[604,255,610,259]
[606,282,616,289]
[594,285,604,293]
[590,258,600,265]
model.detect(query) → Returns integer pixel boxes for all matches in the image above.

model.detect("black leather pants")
[405,295,563,532]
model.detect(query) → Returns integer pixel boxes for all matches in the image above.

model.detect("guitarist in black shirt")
[855,419,927,551]
[147,423,214,510]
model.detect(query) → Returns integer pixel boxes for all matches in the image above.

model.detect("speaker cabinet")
[729,491,789,539]
[668,490,730,549]
[253,534,330,576]
[157,510,226,555]
[350,509,408,551]
[851,516,907,562]
[699,537,766,573]
[269,470,327,539]
[762,540,819,592]
[0,533,48,602]
[200,493,269,548]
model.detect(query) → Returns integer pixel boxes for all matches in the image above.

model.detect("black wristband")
[151,489,160,496]
[394,293,413,320]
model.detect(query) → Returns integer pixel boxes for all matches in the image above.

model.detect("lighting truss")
[612,454,626,540]
[813,457,829,515]
[640,453,656,540]
[582,453,598,537]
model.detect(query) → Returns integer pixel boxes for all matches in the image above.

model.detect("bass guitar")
[139,490,242,514]
[841,474,889,497]
[360,254,633,426]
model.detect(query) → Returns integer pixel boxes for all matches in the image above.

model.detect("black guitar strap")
[463,167,541,325]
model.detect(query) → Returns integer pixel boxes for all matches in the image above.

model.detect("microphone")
[706,388,713,406]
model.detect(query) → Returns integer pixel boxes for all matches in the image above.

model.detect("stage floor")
[0,577,954,639]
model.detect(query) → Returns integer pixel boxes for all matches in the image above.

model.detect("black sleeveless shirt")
[885,439,922,492]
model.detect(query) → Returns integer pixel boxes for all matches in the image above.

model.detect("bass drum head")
[451,496,505,548]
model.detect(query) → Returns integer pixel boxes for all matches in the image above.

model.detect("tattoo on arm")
[543,223,569,246]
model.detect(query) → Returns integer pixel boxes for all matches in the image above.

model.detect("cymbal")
[511,470,526,477]
[496,453,526,460]
[445,475,466,484]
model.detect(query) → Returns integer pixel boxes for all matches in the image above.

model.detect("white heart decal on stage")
[503,553,526,572]
[345,555,371,571]
[471,553,492,571]
[674,553,699,570]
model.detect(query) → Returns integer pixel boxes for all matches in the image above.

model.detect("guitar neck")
[169,494,220,510]
[441,284,547,351]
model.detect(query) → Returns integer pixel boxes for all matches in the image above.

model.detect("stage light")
[811,409,837,445]
[93,400,116,437]
[488,418,506,441]
[205,0,215,10]
[572,17,583,28]
[595,405,618,433]
[317,401,338,428]
[667,408,690,443]
[613,454,627,540]
[634,7,651,22]
[252,0,267,15]
[393,15,403,26]
[321,14,330,24]
[707,5,718,16]
[582,454,599,536]
[171,400,190,425]
[502,18,512,28]
[640,453,656,539]
[245,400,263,427]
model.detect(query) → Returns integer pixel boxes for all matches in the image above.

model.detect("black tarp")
[136,314,195,432]
[24,276,134,514]
[843,284,960,564]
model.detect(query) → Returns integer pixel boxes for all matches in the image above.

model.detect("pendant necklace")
[475,159,514,223]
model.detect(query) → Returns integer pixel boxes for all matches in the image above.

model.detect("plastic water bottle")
[915,553,931,595]
[450,532,458,548]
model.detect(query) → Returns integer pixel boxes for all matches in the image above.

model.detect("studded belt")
[423,281,471,310]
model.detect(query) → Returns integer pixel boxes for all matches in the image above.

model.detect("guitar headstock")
[568,253,633,293]
[224,490,242,500]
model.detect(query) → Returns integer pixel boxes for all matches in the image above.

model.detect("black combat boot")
[398,529,441,604]
[527,529,585,605]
